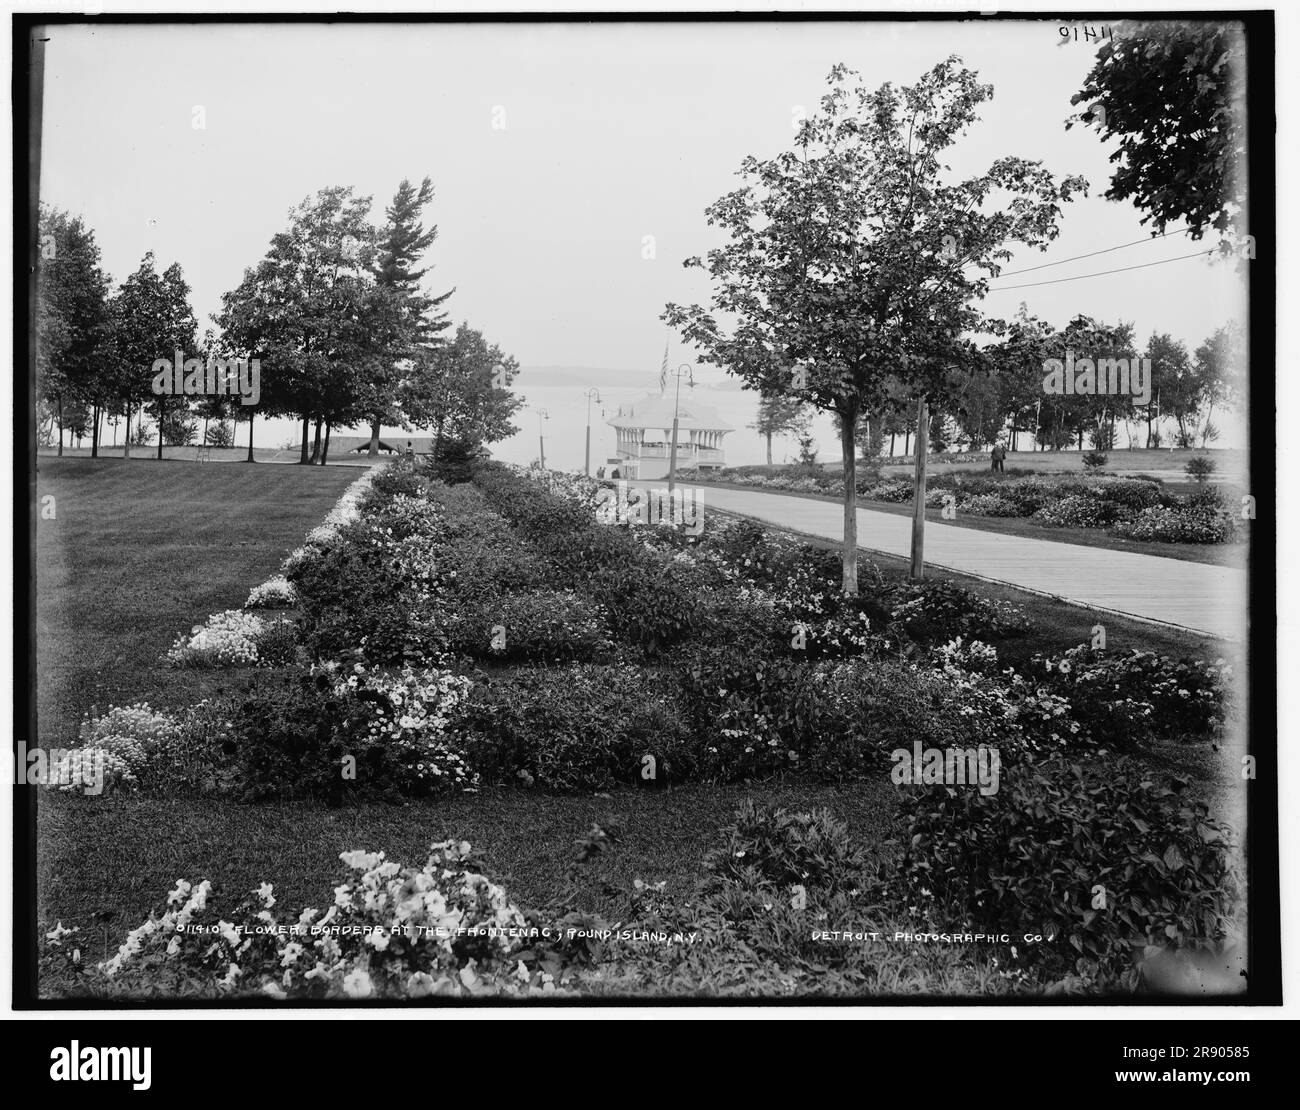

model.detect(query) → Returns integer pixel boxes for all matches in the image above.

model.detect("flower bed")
[165,610,297,668]
[245,575,297,610]
[46,455,1232,804]
[45,841,586,999]
[676,463,1231,544]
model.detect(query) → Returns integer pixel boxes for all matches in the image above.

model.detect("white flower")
[406,971,436,998]
[342,968,374,998]
[44,921,76,943]
[255,882,276,908]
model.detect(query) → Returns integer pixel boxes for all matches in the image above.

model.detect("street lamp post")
[582,389,602,477]
[534,408,549,473]
[666,363,695,501]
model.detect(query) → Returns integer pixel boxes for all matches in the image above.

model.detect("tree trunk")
[246,411,256,462]
[1146,409,1153,448]
[904,429,911,456]
[299,416,310,464]
[202,415,209,449]
[368,417,381,457]
[91,403,99,458]
[910,398,930,581]
[310,417,323,464]
[434,415,445,460]
[765,431,773,467]
[1201,401,1214,448]
[123,402,131,459]
[321,422,332,466]
[157,397,165,460]
[57,395,64,456]
[839,411,858,597]
[889,431,896,456]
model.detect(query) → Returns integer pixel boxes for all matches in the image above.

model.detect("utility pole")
[582,389,601,476]
[666,364,694,501]
[910,396,929,580]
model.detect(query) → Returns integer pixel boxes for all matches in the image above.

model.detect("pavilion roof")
[605,393,733,432]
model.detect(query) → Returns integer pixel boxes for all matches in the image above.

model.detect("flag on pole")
[659,338,669,395]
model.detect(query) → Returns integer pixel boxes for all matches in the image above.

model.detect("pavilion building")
[605,393,733,480]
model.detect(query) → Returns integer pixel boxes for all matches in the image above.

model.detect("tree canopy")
[665,58,1086,592]
[1067,20,1247,240]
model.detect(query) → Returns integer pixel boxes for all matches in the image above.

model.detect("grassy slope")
[35,457,362,745]
[35,458,1242,970]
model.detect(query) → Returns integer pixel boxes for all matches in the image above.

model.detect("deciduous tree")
[665,59,1085,592]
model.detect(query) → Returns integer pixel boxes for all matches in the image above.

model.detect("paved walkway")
[632,481,1247,642]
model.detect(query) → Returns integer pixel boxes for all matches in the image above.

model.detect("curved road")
[632,480,1247,642]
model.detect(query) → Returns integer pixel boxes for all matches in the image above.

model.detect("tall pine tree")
[364,177,454,454]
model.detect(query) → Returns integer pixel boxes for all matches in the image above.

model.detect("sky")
[37,17,1251,463]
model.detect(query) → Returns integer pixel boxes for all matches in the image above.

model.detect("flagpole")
[667,363,693,501]
[582,389,601,476]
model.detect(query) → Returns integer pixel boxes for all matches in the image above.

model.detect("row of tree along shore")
[36,178,522,466]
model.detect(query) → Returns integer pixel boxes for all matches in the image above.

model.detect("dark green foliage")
[886,580,1031,641]
[703,801,870,893]
[892,754,1239,986]
[225,671,351,802]
[457,665,693,791]
[1032,645,1230,746]
[287,522,447,666]
[446,590,612,662]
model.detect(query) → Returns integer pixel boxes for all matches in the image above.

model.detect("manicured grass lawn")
[37,780,898,965]
[35,457,363,745]
[38,446,377,466]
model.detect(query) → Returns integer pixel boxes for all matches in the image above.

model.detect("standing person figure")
[991,441,1006,474]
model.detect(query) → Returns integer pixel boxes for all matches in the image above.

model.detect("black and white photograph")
[10,2,1288,1050]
